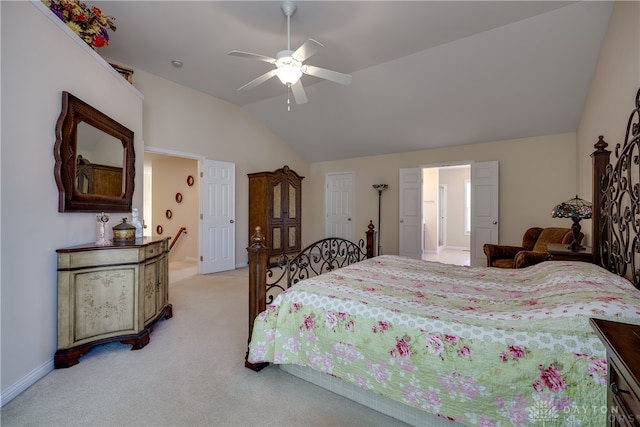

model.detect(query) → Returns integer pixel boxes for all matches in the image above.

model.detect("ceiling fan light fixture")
[275,63,302,85]
[275,52,302,85]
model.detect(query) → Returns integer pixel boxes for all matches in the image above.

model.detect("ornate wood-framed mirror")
[54,91,135,212]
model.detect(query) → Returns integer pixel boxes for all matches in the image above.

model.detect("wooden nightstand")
[590,318,640,426]
[547,243,593,263]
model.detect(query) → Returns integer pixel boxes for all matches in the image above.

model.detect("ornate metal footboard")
[245,221,376,371]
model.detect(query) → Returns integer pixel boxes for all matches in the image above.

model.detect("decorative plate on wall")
[175,193,183,203]
[156,225,163,235]
[166,209,172,219]
[187,175,194,187]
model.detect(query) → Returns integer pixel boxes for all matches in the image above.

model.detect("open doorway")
[422,164,471,266]
[400,162,498,266]
[144,151,200,281]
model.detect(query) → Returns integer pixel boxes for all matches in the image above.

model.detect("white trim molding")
[0,358,53,407]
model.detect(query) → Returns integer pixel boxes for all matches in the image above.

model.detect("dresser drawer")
[610,362,640,426]
[145,241,166,258]
[591,319,640,427]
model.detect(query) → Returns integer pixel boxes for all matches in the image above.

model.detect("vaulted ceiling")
[94,1,613,162]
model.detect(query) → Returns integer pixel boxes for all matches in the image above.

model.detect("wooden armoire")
[248,165,304,259]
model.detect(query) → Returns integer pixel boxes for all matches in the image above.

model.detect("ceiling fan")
[227,1,352,108]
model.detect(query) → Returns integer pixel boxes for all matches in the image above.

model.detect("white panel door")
[325,172,354,240]
[470,161,499,266]
[399,168,422,259]
[200,159,235,274]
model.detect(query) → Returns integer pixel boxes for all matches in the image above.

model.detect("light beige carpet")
[1,267,409,427]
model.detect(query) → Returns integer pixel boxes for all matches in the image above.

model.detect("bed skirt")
[279,364,464,427]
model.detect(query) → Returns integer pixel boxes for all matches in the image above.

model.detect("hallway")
[422,248,470,266]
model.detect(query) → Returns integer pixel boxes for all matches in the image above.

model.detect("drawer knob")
[611,383,629,395]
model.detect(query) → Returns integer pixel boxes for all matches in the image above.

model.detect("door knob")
[493,221,498,225]
[348,218,351,221]
[230,219,235,224]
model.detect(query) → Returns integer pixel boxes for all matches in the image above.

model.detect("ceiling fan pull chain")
[287,84,291,111]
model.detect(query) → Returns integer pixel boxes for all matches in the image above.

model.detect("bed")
[244,87,640,426]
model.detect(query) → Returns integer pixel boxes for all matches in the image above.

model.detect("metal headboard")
[592,87,640,289]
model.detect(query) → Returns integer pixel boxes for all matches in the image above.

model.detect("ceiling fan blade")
[290,80,308,105]
[228,50,276,64]
[302,65,352,86]
[292,39,323,63]
[237,70,277,91]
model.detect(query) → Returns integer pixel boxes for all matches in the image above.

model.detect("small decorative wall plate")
[166,209,172,219]
[156,225,163,235]
[187,175,194,187]
[175,193,183,203]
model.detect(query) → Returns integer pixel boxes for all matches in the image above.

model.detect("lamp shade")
[551,195,592,219]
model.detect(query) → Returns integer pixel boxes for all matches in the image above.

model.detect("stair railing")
[169,227,187,251]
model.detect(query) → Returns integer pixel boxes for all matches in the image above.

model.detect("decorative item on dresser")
[590,319,640,426]
[55,237,171,368]
[248,165,303,262]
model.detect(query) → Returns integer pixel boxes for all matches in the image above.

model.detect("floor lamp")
[372,184,388,255]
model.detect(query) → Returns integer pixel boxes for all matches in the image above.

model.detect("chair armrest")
[483,244,526,266]
[514,251,551,268]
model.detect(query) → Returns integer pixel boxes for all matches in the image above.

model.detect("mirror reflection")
[76,121,124,196]
[54,91,135,213]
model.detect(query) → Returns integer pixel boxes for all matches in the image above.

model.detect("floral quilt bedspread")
[248,255,640,426]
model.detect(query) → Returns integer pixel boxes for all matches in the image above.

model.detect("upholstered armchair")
[483,227,583,268]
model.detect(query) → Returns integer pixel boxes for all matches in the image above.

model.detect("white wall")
[1,2,143,403]
[422,168,438,253]
[440,167,471,249]
[576,1,640,245]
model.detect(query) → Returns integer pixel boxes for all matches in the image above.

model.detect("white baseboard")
[443,246,471,251]
[1,358,53,407]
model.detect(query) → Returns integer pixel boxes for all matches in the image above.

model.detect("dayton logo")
[527,400,560,426]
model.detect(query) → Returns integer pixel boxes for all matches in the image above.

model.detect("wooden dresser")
[590,318,640,426]
[248,165,303,260]
[55,237,172,368]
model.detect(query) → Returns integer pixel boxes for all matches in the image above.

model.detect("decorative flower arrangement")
[43,0,116,49]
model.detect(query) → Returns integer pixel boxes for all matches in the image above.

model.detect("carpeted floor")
[1,267,410,427]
